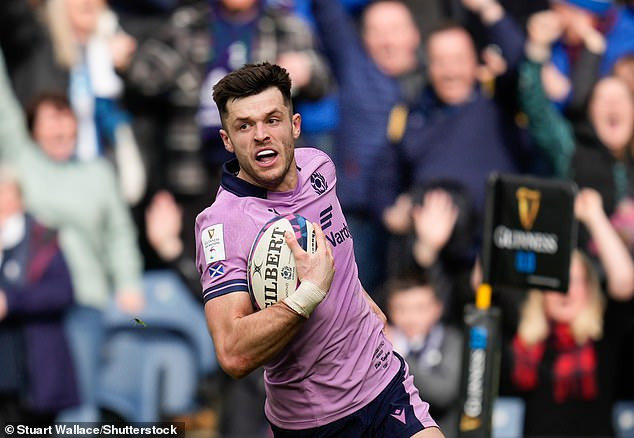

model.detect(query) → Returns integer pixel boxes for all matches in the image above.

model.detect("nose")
[254,122,270,143]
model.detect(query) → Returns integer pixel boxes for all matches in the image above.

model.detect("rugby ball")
[247,214,316,310]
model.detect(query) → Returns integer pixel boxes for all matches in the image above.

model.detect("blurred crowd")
[0,0,634,437]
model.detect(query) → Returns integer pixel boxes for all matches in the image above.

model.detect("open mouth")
[606,114,621,129]
[256,149,278,164]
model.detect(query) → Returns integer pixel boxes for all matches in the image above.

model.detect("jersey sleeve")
[195,206,256,304]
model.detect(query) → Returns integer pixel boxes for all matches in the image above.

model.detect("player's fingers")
[312,222,330,254]
[284,231,305,257]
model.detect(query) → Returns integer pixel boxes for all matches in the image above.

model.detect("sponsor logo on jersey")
[310,171,328,195]
[202,224,226,264]
[325,223,352,248]
[319,205,333,230]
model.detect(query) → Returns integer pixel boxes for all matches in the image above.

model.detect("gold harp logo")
[516,187,541,230]
[208,229,214,240]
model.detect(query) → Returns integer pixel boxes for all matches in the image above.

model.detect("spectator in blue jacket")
[311,0,424,297]
[380,0,527,227]
[378,0,529,318]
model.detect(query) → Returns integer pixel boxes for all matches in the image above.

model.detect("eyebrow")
[233,109,284,123]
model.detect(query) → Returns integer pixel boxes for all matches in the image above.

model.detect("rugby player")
[195,63,443,437]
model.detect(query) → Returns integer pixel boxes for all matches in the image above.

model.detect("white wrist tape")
[283,280,327,318]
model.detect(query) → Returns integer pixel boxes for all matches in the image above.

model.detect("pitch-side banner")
[482,173,577,292]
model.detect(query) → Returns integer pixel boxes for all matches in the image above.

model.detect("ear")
[219,129,234,153]
[291,113,302,140]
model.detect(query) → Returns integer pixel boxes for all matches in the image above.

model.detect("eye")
[268,118,280,125]
[239,123,250,131]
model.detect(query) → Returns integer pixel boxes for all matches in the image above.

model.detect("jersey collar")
[221,158,268,199]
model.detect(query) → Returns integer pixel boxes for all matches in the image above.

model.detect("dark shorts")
[269,353,437,438]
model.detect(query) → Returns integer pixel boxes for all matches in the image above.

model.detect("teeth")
[257,149,275,158]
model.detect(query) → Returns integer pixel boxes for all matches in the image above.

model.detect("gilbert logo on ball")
[247,214,316,310]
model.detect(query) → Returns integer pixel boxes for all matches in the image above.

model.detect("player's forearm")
[216,302,305,379]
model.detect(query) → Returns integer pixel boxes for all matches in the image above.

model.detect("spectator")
[383,184,477,323]
[379,0,528,222]
[509,187,634,436]
[126,0,331,282]
[0,50,144,422]
[0,0,146,205]
[510,252,633,436]
[0,164,78,427]
[386,274,463,438]
[520,14,634,256]
[311,0,424,298]
[378,0,529,317]
[144,190,200,297]
[544,0,621,111]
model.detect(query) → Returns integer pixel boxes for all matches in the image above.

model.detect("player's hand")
[285,223,334,293]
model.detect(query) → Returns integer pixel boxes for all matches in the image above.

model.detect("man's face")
[362,2,420,77]
[32,102,77,162]
[589,77,634,153]
[219,87,301,192]
[427,29,478,105]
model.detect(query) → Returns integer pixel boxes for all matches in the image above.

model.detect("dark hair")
[212,63,293,126]
[385,272,439,301]
[26,91,73,134]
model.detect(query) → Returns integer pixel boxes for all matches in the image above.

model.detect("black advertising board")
[482,173,578,292]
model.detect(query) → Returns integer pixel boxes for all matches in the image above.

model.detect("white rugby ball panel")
[247,214,315,310]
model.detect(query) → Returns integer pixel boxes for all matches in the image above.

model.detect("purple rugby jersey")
[195,148,435,430]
